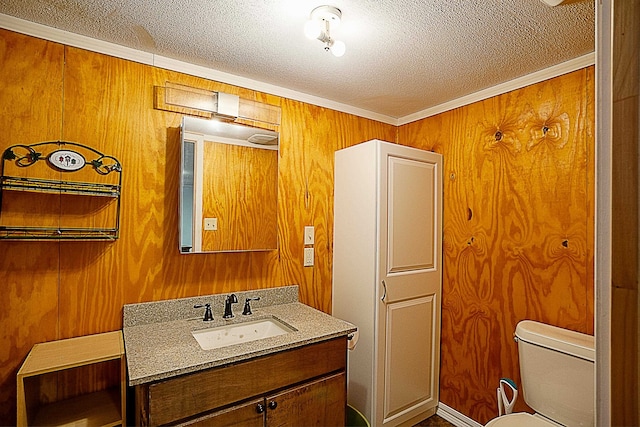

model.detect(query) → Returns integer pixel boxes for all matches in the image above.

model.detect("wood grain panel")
[398,67,595,424]
[154,84,214,119]
[612,95,639,290]
[610,0,640,424]
[0,30,63,425]
[266,372,346,427]
[142,337,345,425]
[277,99,397,310]
[154,82,282,128]
[0,193,60,228]
[201,141,278,252]
[181,398,264,427]
[2,27,597,427]
[0,28,396,425]
[611,287,638,425]
[58,46,145,339]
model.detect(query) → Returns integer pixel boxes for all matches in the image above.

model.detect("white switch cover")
[304,247,314,267]
[204,218,218,231]
[304,226,315,245]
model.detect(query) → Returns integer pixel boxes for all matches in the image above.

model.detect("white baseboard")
[436,402,484,427]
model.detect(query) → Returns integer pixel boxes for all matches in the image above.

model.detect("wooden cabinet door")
[265,372,346,427]
[182,398,264,427]
[140,338,346,426]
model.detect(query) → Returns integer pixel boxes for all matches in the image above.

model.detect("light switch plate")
[204,218,218,231]
[304,226,315,245]
[304,247,314,267]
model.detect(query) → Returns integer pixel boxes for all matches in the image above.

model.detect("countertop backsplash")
[123,285,299,327]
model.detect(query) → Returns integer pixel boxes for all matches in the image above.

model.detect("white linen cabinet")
[332,139,442,426]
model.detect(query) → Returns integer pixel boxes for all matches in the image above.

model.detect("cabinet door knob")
[268,400,278,410]
[256,403,265,413]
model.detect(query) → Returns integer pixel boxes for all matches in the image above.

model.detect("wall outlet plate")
[304,247,314,267]
[204,218,218,231]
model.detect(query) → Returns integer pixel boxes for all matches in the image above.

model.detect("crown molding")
[1,13,593,127]
[0,13,398,125]
[397,53,595,125]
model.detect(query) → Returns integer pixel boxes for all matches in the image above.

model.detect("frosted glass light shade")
[304,20,323,39]
[331,40,346,57]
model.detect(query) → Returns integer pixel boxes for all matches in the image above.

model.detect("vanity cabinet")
[184,398,264,427]
[264,372,345,426]
[134,337,347,426]
[183,373,345,427]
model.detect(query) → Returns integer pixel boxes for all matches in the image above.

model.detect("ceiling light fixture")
[304,5,346,57]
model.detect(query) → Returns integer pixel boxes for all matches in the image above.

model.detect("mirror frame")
[179,116,279,254]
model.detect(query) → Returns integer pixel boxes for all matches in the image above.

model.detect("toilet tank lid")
[516,320,594,362]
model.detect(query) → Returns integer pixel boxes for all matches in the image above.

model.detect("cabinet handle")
[381,280,387,302]
[268,400,278,410]
[256,403,265,413]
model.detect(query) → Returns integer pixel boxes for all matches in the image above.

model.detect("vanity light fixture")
[304,5,346,57]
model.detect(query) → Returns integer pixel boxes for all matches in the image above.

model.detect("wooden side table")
[17,330,126,426]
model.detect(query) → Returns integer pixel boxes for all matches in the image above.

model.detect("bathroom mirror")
[179,116,279,253]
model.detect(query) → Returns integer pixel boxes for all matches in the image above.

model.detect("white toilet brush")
[497,378,518,416]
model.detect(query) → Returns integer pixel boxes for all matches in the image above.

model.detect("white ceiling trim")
[0,13,398,125]
[397,53,596,126]
[0,12,594,128]
[0,13,153,65]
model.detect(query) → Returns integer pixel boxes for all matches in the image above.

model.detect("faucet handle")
[194,303,214,321]
[242,297,261,315]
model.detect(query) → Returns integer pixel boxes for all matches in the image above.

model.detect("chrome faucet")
[223,294,238,319]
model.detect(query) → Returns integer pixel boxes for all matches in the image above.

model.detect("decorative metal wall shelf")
[0,141,122,241]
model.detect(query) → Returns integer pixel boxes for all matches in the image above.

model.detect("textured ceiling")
[0,0,594,119]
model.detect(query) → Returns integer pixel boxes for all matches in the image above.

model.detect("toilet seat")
[485,412,558,427]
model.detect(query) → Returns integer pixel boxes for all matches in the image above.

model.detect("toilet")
[485,320,595,427]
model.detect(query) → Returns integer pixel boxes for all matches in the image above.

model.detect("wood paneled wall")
[0,28,595,426]
[0,29,396,425]
[611,0,640,424]
[398,67,595,424]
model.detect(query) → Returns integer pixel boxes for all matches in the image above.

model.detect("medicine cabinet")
[179,116,278,253]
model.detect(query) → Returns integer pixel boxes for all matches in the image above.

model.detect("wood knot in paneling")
[526,113,570,151]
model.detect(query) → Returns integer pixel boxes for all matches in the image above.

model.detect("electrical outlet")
[304,247,314,267]
[204,218,218,231]
[304,226,315,245]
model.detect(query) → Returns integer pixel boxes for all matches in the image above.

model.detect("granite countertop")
[123,286,356,386]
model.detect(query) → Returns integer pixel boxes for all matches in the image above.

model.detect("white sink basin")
[192,318,295,350]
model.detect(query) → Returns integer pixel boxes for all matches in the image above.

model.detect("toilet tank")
[515,320,594,427]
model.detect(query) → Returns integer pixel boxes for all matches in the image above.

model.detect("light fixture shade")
[305,5,346,57]
[330,40,346,57]
[310,5,342,28]
[304,20,323,40]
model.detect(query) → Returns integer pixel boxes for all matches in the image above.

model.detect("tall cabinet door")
[375,144,442,425]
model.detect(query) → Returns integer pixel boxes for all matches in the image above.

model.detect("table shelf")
[17,331,126,427]
[1,141,122,241]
